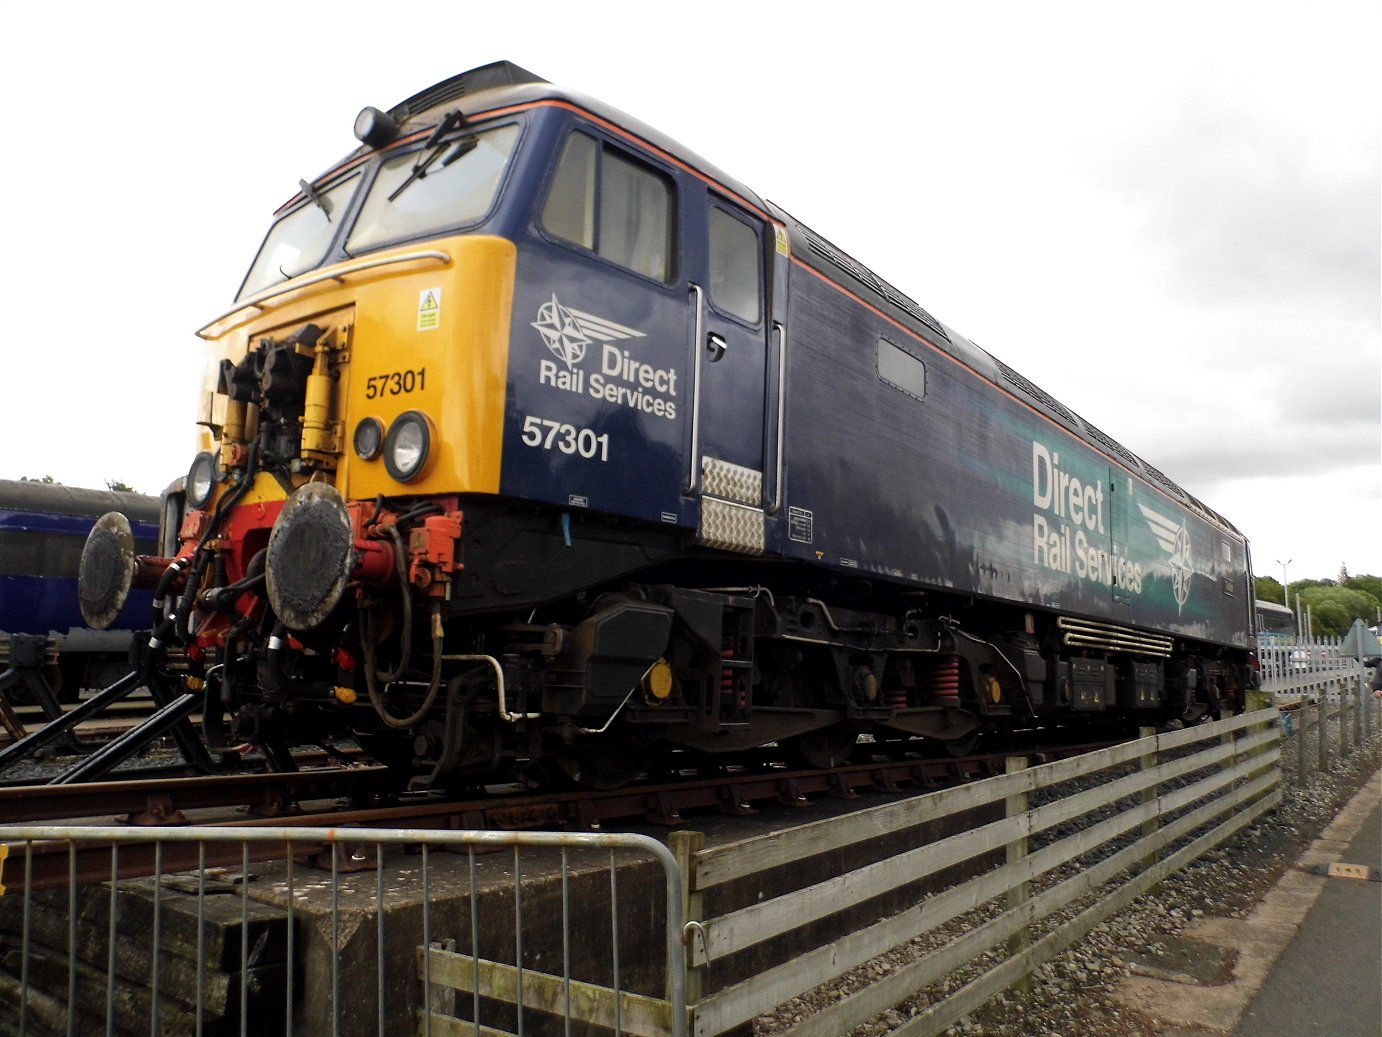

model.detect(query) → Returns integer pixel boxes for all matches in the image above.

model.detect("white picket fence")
[1258,635,1372,703]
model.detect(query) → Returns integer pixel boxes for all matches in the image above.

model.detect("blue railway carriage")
[78,62,1254,785]
[1,480,160,699]
[1253,599,1296,644]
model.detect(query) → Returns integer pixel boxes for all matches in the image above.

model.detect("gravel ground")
[754,712,1382,1037]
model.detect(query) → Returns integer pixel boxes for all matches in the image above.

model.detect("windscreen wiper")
[298,178,333,221]
[387,109,472,202]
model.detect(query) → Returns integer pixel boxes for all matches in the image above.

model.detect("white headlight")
[186,452,218,509]
[384,411,433,482]
[353,417,384,460]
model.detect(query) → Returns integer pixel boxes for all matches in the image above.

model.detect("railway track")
[0,689,156,748]
[0,736,1120,890]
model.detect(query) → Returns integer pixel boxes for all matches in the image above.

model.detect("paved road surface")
[1234,797,1381,1037]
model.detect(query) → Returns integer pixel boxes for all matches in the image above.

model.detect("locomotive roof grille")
[1081,421,1156,481]
[385,60,548,123]
[790,224,1244,535]
[802,229,950,343]
[998,368,1239,536]
[1138,460,1186,499]
[1077,421,1235,533]
[994,359,1079,429]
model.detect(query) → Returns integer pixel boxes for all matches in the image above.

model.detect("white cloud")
[0,0,1377,578]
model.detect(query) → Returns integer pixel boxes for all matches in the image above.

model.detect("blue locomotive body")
[478,81,1250,653]
[775,230,1250,649]
[74,63,1253,783]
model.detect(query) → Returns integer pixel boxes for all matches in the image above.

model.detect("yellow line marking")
[1326,862,1374,881]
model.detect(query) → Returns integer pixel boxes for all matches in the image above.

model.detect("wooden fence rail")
[422,696,1382,1037]
[679,711,1280,1037]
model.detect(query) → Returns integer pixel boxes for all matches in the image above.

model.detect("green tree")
[1342,573,1382,611]
[1253,576,1285,605]
[104,479,138,493]
[1294,585,1382,637]
[20,475,58,484]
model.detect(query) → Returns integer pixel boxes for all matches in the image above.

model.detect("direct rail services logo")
[531,294,678,420]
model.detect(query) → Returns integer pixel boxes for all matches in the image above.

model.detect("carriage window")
[542,131,674,282]
[709,206,762,323]
[877,338,927,401]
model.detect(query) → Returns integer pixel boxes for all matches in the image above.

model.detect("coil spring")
[722,647,748,713]
[930,655,962,703]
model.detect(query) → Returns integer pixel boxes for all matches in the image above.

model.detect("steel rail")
[0,764,396,824]
[1,738,1119,891]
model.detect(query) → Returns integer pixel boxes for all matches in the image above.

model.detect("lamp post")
[1276,558,1291,612]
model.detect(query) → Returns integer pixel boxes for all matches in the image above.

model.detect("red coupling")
[353,537,398,587]
[132,555,183,591]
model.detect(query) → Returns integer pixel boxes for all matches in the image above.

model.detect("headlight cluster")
[353,411,434,482]
[186,451,219,509]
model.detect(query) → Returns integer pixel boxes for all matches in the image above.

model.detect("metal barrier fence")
[0,827,686,1037]
[4,701,1378,1037]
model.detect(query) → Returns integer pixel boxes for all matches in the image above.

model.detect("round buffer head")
[78,512,136,630]
[266,482,356,631]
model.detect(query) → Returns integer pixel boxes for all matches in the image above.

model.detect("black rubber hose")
[171,441,263,644]
[364,602,446,730]
[262,621,289,695]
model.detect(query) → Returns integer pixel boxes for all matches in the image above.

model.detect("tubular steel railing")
[0,826,686,1037]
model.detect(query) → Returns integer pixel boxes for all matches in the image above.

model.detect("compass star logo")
[531,294,646,370]
[1139,503,1194,612]
[531,295,591,369]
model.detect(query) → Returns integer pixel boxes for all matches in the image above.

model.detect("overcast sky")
[1,0,1376,586]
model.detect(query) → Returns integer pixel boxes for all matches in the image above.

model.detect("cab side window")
[708,206,762,324]
[541,130,674,282]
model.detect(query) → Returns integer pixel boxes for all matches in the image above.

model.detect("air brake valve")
[408,512,464,595]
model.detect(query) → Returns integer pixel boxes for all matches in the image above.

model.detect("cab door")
[506,123,688,525]
[685,195,774,553]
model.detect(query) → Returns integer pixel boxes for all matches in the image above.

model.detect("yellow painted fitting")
[301,345,337,459]
[334,686,358,705]
[643,659,674,702]
[864,672,880,702]
[987,676,1003,704]
[223,398,247,446]
[185,676,206,691]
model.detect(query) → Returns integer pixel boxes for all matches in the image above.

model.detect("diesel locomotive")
[77,61,1255,787]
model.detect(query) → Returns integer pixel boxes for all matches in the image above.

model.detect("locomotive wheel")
[355,734,420,780]
[787,728,858,769]
[941,730,980,757]
[546,739,650,790]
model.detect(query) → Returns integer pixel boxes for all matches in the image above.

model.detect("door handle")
[707,333,727,362]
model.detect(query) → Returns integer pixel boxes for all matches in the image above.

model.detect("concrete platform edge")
[1112,763,1382,1035]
